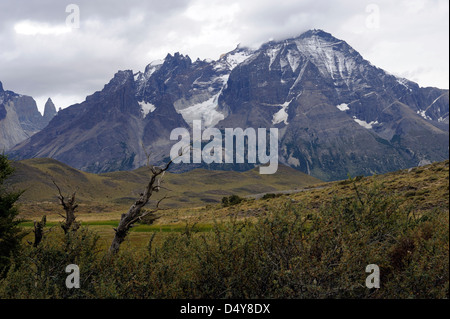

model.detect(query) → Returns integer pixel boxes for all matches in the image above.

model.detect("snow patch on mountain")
[139,101,156,117]
[225,50,255,70]
[267,47,281,70]
[285,49,301,72]
[272,99,293,125]
[194,74,229,89]
[336,103,349,111]
[396,77,412,91]
[287,153,300,167]
[352,116,379,129]
[437,116,448,123]
[178,93,225,128]
[135,60,164,94]
[417,110,432,121]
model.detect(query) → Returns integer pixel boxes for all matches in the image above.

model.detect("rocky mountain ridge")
[9,29,449,180]
[0,81,56,151]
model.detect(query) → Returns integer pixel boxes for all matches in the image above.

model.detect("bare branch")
[52,180,63,197]
[52,180,80,234]
[32,215,46,247]
[108,154,179,255]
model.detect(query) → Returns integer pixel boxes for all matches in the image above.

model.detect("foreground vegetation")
[0,157,448,298]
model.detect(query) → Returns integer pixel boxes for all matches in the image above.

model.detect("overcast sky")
[0,0,448,113]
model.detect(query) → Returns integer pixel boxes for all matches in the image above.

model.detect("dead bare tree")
[32,215,46,247]
[109,158,175,255]
[27,215,57,247]
[26,215,48,247]
[53,180,80,234]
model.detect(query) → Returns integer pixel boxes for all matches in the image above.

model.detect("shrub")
[262,193,282,200]
[0,155,26,276]
[0,227,101,298]
[222,194,244,207]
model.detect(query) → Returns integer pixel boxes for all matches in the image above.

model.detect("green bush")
[262,193,282,200]
[222,194,244,207]
[0,227,100,298]
[0,155,26,276]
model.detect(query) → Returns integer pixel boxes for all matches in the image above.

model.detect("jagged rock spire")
[43,98,57,123]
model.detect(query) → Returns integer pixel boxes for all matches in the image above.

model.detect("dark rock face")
[10,30,449,180]
[10,70,188,173]
[0,104,6,121]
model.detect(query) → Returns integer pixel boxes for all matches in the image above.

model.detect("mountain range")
[0,82,57,151]
[6,29,449,181]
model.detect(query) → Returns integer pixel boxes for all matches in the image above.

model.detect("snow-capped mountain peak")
[11,29,447,181]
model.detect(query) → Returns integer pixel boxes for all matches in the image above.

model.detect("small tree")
[221,196,229,207]
[0,154,26,274]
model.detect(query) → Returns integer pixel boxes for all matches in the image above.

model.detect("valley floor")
[18,160,449,252]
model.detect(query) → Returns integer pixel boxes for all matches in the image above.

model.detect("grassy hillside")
[153,159,449,230]
[225,159,449,219]
[8,158,321,219]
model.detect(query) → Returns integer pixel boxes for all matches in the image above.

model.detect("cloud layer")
[0,0,448,113]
